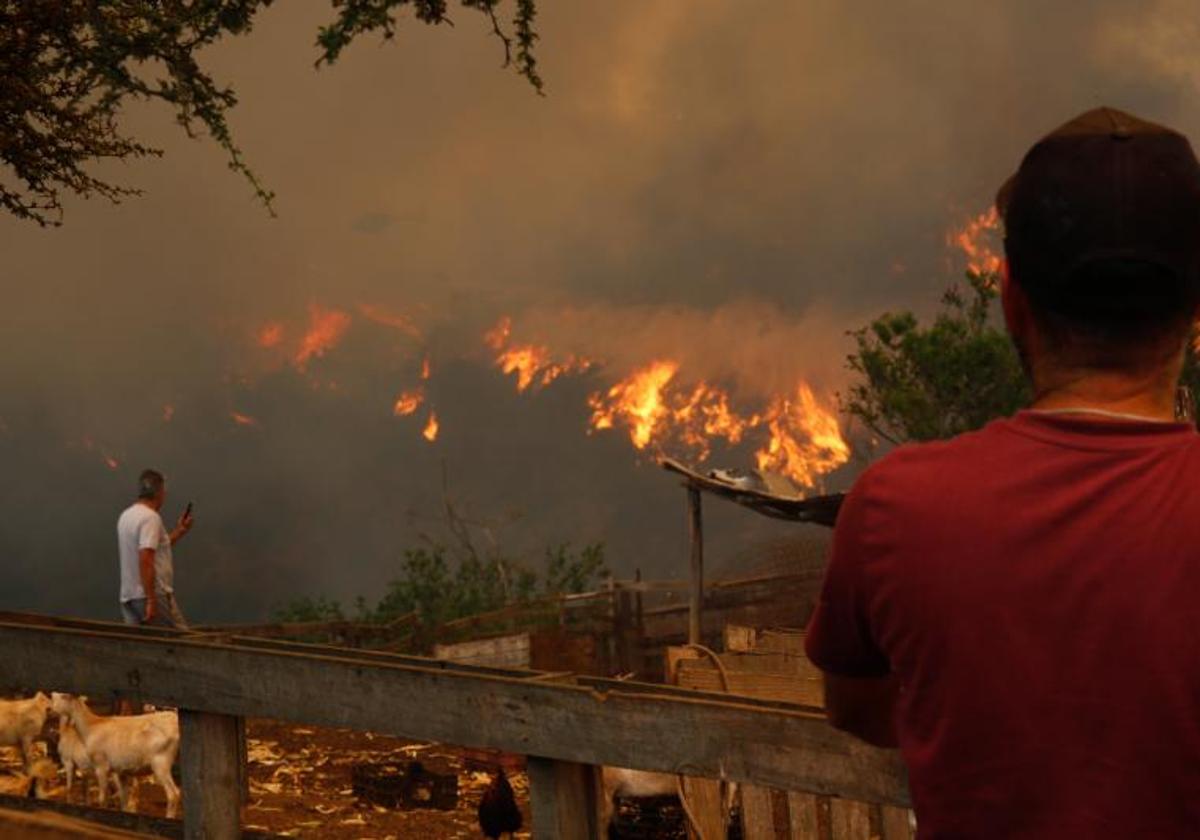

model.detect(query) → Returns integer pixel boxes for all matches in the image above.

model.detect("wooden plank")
[828,799,871,840]
[681,776,726,840]
[0,622,909,805]
[216,635,552,680]
[577,675,825,716]
[688,486,704,645]
[880,806,914,840]
[724,625,759,653]
[0,808,156,839]
[433,633,531,668]
[676,662,823,707]
[180,711,241,840]
[528,757,598,840]
[0,792,280,838]
[786,792,820,839]
[740,784,776,840]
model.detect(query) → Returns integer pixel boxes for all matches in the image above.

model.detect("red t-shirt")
[806,410,1200,838]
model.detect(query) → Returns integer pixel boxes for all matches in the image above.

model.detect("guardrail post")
[180,709,242,840]
[528,756,599,839]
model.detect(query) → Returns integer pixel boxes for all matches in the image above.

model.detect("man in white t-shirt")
[116,468,194,627]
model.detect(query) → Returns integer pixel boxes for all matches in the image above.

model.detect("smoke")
[1,0,1197,621]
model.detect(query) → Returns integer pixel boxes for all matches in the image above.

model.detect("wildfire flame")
[754,384,852,489]
[588,361,679,449]
[485,317,592,392]
[951,207,1003,277]
[257,322,284,349]
[294,304,352,370]
[422,412,439,442]
[393,390,424,417]
[587,362,849,492]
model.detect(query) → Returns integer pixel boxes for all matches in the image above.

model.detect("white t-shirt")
[117,503,174,602]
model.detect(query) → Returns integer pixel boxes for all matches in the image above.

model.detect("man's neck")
[1030,368,1180,421]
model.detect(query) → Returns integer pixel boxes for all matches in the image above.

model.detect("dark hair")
[137,469,165,500]
[1017,258,1198,370]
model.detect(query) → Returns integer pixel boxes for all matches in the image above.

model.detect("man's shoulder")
[118,503,161,528]
[859,418,1016,493]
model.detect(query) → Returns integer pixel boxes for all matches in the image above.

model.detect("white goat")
[56,715,96,805]
[50,693,180,817]
[0,692,51,770]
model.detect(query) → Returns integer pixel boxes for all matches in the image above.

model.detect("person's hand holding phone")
[176,501,195,534]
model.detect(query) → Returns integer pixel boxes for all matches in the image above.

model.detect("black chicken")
[478,767,522,839]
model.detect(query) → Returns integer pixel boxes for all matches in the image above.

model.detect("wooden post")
[687,486,704,645]
[528,756,599,840]
[634,568,646,677]
[235,716,249,806]
[180,710,242,840]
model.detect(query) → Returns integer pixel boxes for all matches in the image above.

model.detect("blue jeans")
[120,594,187,628]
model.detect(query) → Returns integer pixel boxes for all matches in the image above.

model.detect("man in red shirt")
[806,106,1200,837]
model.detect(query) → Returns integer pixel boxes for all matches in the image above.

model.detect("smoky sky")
[1,1,1197,621]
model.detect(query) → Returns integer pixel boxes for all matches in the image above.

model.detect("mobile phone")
[184,501,194,518]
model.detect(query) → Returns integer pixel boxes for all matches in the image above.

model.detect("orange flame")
[950,207,1003,277]
[421,357,431,381]
[257,322,284,349]
[486,317,593,392]
[393,390,424,417]
[231,412,258,427]
[294,304,351,369]
[587,362,848,491]
[588,361,678,449]
[422,412,439,442]
[754,384,851,490]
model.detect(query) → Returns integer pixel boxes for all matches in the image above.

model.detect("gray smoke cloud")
[1,1,1195,621]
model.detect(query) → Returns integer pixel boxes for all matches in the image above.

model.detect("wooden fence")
[0,612,907,839]
[186,570,826,682]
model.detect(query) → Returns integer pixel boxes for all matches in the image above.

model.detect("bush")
[273,541,608,628]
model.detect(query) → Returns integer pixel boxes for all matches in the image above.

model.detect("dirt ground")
[2,718,532,839]
[0,716,705,838]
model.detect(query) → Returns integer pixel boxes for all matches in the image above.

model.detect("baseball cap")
[997,106,1200,312]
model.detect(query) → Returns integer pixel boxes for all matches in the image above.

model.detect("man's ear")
[1000,260,1028,340]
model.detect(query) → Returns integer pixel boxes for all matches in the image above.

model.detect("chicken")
[478,767,522,839]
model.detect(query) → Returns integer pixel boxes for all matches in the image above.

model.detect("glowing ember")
[162,404,175,423]
[393,390,424,417]
[231,412,258,427]
[257,322,285,349]
[421,357,431,381]
[951,207,1003,277]
[486,317,593,392]
[294,304,352,369]
[422,412,439,442]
